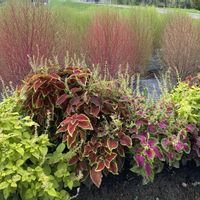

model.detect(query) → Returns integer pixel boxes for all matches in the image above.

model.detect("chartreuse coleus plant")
[0,96,80,200]
[126,98,193,184]
[55,67,133,188]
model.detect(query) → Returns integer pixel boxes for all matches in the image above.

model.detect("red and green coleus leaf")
[90,168,103,188]
[94,153,119,175]
[183,142,191,154]
[69,154,79,165]
[118,132,132,147]
[65,132,78,148]
[88,152,97,165]
[90,105,101,117]
[58,114,93,137]
[66,67,91,87]
[135,155,145,167]
[88,96,101,117]
[144,148,154,160]
[144,162,152,177]
[65,97,84,115]
[33,79,46,92]
[134,155,153,178]
[56,93,69,106]
[186,124,195,133]
[158,120,167,129]
[152,146,164,161]
[104,152,117,168]
[161,138,169,151]
[107,138,118,151]
[108,161,118,175]
[95,161,105,172]
[117,145,125,157]
[174,141,184,152]
[174,140,191,154]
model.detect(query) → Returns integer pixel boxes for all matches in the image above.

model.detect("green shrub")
[0,96,80,200]
[167,82,200,126]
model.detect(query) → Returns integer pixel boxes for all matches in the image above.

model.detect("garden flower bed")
[0,1,200,200]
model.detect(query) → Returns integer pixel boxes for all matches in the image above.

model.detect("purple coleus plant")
[131,133,164,182]
[161,129,191,167]
[128,99,194,184]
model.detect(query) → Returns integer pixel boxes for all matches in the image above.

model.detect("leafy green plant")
[0,96,80,200]
[167,81,200,126]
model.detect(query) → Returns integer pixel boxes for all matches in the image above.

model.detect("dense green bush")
[167,81,200,126]
[0,96,80,200]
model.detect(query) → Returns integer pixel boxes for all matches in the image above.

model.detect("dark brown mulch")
[76,162,200,200]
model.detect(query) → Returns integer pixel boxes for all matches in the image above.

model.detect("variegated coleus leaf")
[58,113,93,138]
[90,168,102,188]
[118,132,132,147]
[94,152,119,175]
[134,134,164,161]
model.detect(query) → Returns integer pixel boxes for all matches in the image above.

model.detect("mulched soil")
[77,162,200,200]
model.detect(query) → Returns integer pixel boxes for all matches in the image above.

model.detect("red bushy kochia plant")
[85,10,138,77]
[0,1,57,85]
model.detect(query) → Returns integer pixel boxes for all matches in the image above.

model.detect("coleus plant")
[57,95,133,188]
[22,73,66,125]
[56,67,134,187]
[127,99,193,183]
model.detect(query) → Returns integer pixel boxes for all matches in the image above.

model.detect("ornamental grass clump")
[0,1,57,85]
[161,13,200,81]
[128,7,162,71]
[85,9,138,77]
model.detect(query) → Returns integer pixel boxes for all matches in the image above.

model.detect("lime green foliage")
[168,82,200,126]
[0,97,80,200]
